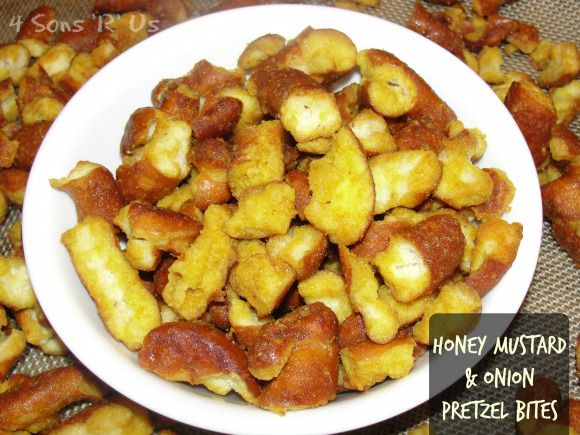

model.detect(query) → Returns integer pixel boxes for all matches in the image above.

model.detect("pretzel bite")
[463,218,523,296]
[238,33,286,71]
[391,118,445,153]
[340,337,416,391]
[49,396,154,435]
[357,49,418,118]
[370,150,442,214]
[14,304,67,356]
[297,270,352,323]
[190,95,242,140]
[335,82,360,125]
[339,245,398,343]
[266,225,328,280]
[229,240,295,317]
[550,80,580,126]
[50,161,126,223]
[412,282,482,344]
[229,120,285,199]
[505,80,557,167]
[217,86,264,131]
[116,118,192,202]
[248,67,342,142]
[139,321,260,404]
[377,285,436,328]
[151,80,200,124]
[433,139,494,209]
[374,214,465,303]
[8,219,22,257]
[0,79,18,124]
[59,53,100,93]
[115,200,201,255]
[0,366,105,432]
[16,6,55,45]
[247,302,339,413]
[181,59,244,98]
[531,41,580,88]
[56,18,101,53]
[0,168,28,206]
[0,132,17,169]
[348,108,396,156]
[62,216,161,350]
[0,44,31,83]
[120,107,167,156]
[506,21,540,55]
[227,289,272,349]
[285,167,310,221]
[0,257,36,311]
[162,205,236,320]
[478,46,505,84]
[0,328,26,380]
[225,181,296,239]
[549,125,579,163]
[407,2,465,60]
[542,165,580,265]
[471,168,515,220]
[351,216,413,260]
[305,127,374,245]
[35,43,76,84]
[100,11,151,52]
[268,27,357,85]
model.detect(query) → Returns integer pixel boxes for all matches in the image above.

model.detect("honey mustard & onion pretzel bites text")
[52,24,523,414]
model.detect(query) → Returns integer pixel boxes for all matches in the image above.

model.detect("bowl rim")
[22,4,543,434]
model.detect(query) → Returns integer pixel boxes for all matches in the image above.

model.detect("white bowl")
[22,4,542,434]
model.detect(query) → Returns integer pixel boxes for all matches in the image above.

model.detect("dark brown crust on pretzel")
[116,157,181,203]
[285,168,310,221]
[191,96,242,141]
[17,6,56,44]
[352,219,410,260]
[391,118,445,153]
[56,19,103,53]
[181,60,244,98]
[120,107,166,156]
[12,121,51,171]
[0,366,105,432]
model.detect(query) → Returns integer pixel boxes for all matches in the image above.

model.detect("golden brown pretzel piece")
[139,321,260,404]
[247,302,339,413]
[0,366,106,432]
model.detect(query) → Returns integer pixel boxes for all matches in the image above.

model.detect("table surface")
[0,0,577,434]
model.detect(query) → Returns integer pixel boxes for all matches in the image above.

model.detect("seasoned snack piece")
[0,328,26,379]
[378,286,436,328]
[266,225,328,280]
[550,80,580,126]
[0,366,105,432]
[391,118,445,153]
[181,59,244,98]
[0,256,36,311]
[433,136,494,209]
[351,215,413,260]
[151,79,199,125]
[50,161,126,223]
[12,121,51,170]
[0,79,18,124]
[296,137,332,155]
[285,167,311,221]
[506,21,540,55]
[190,95,242,140]
[339,246,398,344]
[227,289,272,349]
[0,132,18,169]
[530,41,580,88]
[0,44,31,83]
[463,218,523,295]
[225,181,296,239]
[48,396,154,435]
[471,168,516,220]
[549,124,580,163]
[120,107,167,156]
[139,321,260,404]
[0,168,28,206]
[374,214,465,303]
[116,118,192,202]
[305,127,374,246]
[55,18,101,53]
[162,205,237,320]
[14,304,67,356]
[340,337,416,391]
[248,67,342,142]
[370,150,441,214]
[217,86,264,131]
[266,27,357,85]
[357,49,418,118]
[238,33,286,71]
[228,241,296,317]
[17,6,55,44]
[62,216,161,350]
[348,108,397,156]
[505,80,557,167]
[479,46,505,84]
[407,2,465,60]
[541,165,580,265]
[297,270,352,323]
[247,302,339,413]
[229,120,285,199]
[412,282,482,344]
[335,82,360,124]
[114,200,201,255]
[338,313,368,349]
